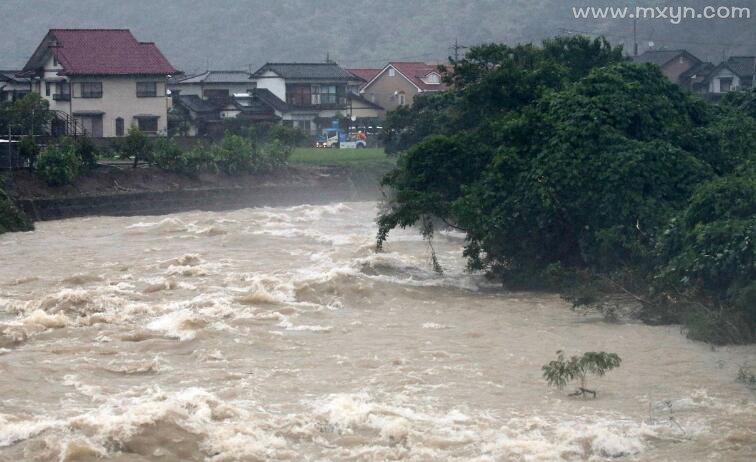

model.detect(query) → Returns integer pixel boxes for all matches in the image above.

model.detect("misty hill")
[1,0,753,73]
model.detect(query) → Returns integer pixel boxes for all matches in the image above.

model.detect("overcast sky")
[1,0,753,73]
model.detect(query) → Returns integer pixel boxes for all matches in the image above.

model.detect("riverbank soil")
[6,163,372,200]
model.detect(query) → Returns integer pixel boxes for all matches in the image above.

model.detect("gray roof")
[347,91,384,110]
[632,50,697,67]
[251,88,289,112]
[724,56,756,78]
[176,94,220,113]
[0,70,28,83]
[253,62,359,81]
[680,61,715,80]
[176,90,291,115]
[177,70,252,84]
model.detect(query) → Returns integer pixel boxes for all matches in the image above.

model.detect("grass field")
[289,148,393,168]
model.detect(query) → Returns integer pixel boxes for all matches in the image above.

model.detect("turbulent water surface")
[0,201,754,461]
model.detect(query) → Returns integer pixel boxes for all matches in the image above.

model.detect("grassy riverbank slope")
[290,148,393,168]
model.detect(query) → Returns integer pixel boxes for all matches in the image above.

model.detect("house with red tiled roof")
[19,29,176,137]
[359,62,447,111]
[346,68,381,91]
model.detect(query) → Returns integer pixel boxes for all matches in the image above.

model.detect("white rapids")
[0,201,753,461]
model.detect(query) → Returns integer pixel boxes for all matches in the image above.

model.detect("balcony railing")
[53,93,71,101]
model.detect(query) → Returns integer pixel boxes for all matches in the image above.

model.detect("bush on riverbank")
[151,132,292,176]
[35,143,81,186]
[377,36,755,344]
[0,187,33,234]
[32,136,100,186]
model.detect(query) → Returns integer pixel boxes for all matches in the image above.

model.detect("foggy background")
[0,0,753,73]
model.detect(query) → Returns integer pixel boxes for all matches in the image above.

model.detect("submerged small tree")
[542,351,621,398]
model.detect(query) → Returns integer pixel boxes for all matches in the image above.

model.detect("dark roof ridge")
[49,28,130,31]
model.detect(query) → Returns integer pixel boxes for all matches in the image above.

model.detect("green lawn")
[289,147,393,167]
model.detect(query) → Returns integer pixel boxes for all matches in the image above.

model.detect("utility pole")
[633,18,638,56]
[8,125,11,170]
[450,38,467,61]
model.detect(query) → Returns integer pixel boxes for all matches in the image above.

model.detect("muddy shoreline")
[4,164,387,221]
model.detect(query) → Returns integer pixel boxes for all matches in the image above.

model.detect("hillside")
[0,0,753,73]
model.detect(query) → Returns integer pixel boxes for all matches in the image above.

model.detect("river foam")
[0,201,753,461]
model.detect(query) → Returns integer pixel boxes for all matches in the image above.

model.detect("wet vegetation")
[0,187,33,234]
[377,36,755,344]
[543,351,622,398]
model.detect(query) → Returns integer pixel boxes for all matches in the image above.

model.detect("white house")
[19,29,176,137]
[704,56,755,94]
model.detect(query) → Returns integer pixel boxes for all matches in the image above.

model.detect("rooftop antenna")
[326,51,330,63]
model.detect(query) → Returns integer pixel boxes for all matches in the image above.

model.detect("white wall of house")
[709,68,741,93]
[29,53,169,137]
[36,54,71,113]
[69,76,168,137]
[254,71,286,101]
[220,109,241,119]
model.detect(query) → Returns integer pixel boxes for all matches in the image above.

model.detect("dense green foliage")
[35,143,81,186]
[0,187,33,234]
[74,136,99,171]
[219,120,309,148]
[150,131,292,176]
[28,136,100,186]
[121,127,153,168]
[377,37,756,343]
[542,351,621,396]
[18,136,39,167]
[0,94,53,137]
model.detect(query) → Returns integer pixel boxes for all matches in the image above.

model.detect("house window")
[45,82,51,96]
[424,73,440,84]
[136,116,159,134]
[286,85,310,106]
[294,120,311,131]
[388,68,396,77]
[137,82,158,97]
[75,115,103,137]
[115,117,124,137]
[397,91,406,105]
[80,82,102,98]
[53,82,71,101]
[311,85,336,105]
[719,77,733,92]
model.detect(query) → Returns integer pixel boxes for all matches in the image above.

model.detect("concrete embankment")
[8,165,388,222]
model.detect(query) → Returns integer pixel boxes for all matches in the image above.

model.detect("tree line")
[377,36,755,344]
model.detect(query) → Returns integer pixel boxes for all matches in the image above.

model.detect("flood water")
[0,201,754,461]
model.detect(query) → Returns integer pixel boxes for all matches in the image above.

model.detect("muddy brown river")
[0,201,754,461]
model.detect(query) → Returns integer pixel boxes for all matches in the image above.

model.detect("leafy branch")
[542,350,621,398]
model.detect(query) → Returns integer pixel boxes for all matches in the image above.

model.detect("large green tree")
[377,36,755,342]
